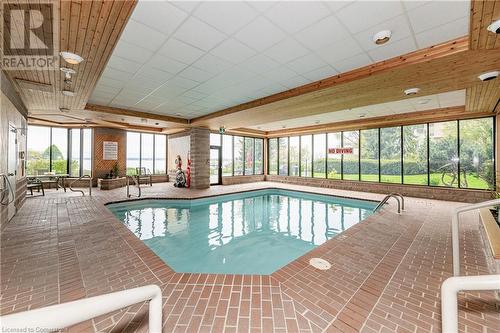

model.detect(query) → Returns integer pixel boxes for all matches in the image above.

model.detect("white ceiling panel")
[91,1,470,121]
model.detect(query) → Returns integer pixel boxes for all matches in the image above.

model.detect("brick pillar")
[190,128,210,189]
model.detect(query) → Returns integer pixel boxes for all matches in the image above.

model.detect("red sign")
[328,147,353,154]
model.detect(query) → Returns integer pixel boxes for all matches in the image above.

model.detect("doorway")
[210,146,222,185]
[7,124,17,220]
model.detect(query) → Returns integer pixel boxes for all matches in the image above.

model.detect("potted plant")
[112,162,119,178]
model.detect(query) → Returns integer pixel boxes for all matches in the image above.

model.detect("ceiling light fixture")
[404,88,420,96]
[487,19,500,34]
[315,120,321,124]
[61,89,75,97]
[417,99,430,105]
[59,51,83,65]
[59,107,70,113]
[140,118,147,123]
[478,71,499,81]
[373,30,391,45]
[358,113,366,118]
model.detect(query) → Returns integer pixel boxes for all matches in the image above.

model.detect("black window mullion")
[427,123,431,186]
[49,127,53,172]
[153,134,156,174]
[358,130,361,181]
[457,120,461,188]
[400,126,404,184]
[232,135,235,176]
[378,128,381,182]
[324,133,327,179]
[340,132,344,180]
[287,137,290,176]
[79,129,84,177]
[298,136,302,177]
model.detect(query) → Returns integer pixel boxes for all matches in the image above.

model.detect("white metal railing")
[0,285,162,332]
[441,274,500,332]
[451,199,500,276]
[373,193,404,214]
[127,175,141,198]
[69,175,92,196]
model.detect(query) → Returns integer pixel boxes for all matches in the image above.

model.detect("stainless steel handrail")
[0,174,14,206]
[127,175,141,198]
[69,175,92,196]
[373,193,403,214]
[389,193,405,211]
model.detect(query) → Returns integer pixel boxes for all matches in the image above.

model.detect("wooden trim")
[1,71,28,116]
[85,103,189,124]
[191,37,469,124]
[265,106,492,137]
[224,128,267,138]
[469,0,500,50]
[479,208,500,259]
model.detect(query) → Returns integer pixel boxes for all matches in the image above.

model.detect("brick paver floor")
[1,182,498,332]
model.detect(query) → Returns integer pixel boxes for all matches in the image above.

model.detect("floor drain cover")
[309,258,331,270]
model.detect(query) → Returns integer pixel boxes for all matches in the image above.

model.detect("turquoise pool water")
[107,189,376,274]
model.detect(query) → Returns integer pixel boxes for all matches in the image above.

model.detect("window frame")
[126,131,167,175]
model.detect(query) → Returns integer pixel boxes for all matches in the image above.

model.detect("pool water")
[107,189,376,274]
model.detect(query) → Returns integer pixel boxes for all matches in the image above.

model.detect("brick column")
[190,128,210,189]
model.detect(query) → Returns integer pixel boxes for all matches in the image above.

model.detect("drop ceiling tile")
[234,17,286,52]
[210,38,256,64]
[181,90,208,100]
[280,75,311,89]
[286,53,328,75]
[178,66,215,83]
[158,38,205,65]
[407,0,469,33]
[112,40,154,64]
[138,66,174,83]
[239,54,280,74]
[106,55,143,74]
[415,17,469,48]
[147,54,189,75]
[151,84,186,98]
[132,1,187,36]
[317,37,363,64]
[193,1,257,35]
[368,37,416,62]
[192,53,234,75]
[295,16,351,51]
[170,1,200,14]
[324,1,354,12]
[120,19,168,51]
[262,66,298,82]
[333,52,372,74]
[166,76,200,89]
[265,1,329,34]
[101,67,134,82]
[354,15,413,52]
[265,37,309,64]
[302,65,338,81]
[336,1,404,34]
[247,1,275,13]
[93,83,121,95]
[173,17,227,51]
[97,76,126,89]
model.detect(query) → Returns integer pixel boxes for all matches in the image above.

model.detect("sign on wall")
[328,147,353,154]
[103,141,118,160]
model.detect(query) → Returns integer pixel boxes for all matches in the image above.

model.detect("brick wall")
[266,175,493,203]
[222,175,266,185]
[190,128,210,189]
[92,128,127,184]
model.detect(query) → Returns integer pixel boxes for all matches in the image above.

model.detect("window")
[269,138,278,175]
[459,118,494,190]
[278,137,288,175]
[70,129,81,177]
[126,132,166,175]
[380,127,401,183]
[210,133,221,146]
[342,131,359,180]
[403,124,428,185]
[234,136,244,175]
[244,137,254,175]
[82,129,92,176]
[313,134,326,178]
[360,129,379,182]
[429,121,458,187]
[255,139,263,175]
[27,126,50,175]
[300,135,312,177]
[51,128,68,174]
[327,133,341,179]
[289,137,299,176]
[222,135,233,176]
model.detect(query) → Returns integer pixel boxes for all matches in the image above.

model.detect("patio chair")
[27,177,44,196]
[135,167,153,186]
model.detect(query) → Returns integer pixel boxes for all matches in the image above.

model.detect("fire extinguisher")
[186,151,191,188]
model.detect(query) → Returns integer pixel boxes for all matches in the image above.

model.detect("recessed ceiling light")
[417,99,430,105]
[478,71,499,81]
[121,118,125,121]
[404,88,420,96]
[257,126,261,130]
[282,125,286,129]
[61,89,75,97]
[59,51,83,65]
[315,120,321,124]
[141,118,147,123]
[373,30,391,45]
[155,122,159,126]
[487,19,500,34]
[59,107,70,113]
[358,113,366,118]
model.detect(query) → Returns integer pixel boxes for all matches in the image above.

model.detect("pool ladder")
[69,175,92,196]
[373,193,404,213]
[127,175,141,198]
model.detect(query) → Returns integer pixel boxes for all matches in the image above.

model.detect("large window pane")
[268,138,278,175]
[222,135,233,176]
[126,132,140,175]
[289,137,299,176]
[459,118,494,190]
[403,124,428,185]
[51,128,68,174]
[82,129,92,176]
[244,137,254,175]
[27,126,50,175]
[141,134,154,173]
[300,135,312,177]
[154,134,166,174]
[255,139,263,175]
[360,129,379,182]
[342,131,359,180]
[234,136,244,175]
[327,133,341,179]
[429,121,458,187]
[313,134,326,178]
[70,129,81,177]
[278,137,288,175]
[380,127,401,183]
[210,133,221,146]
